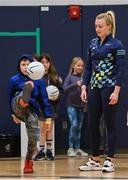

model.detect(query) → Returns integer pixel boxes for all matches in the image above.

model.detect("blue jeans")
[67,106,84,149]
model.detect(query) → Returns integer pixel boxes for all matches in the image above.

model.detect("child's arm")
[63,75,78,92]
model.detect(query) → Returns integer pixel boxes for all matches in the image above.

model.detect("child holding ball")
[33,53,63,161]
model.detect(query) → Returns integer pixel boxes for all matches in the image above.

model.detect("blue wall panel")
[40,6,83,149]
[82,6,104,59]
[0,7,39,134]
[40,6,82,78]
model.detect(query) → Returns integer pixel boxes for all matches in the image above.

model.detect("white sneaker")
[75,149,88,157]
[67,148,76,157]
[102,159,115,172]
[79,158,102,171]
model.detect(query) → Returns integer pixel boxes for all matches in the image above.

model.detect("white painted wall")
[0,0,128,6]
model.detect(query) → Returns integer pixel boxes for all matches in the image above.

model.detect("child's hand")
[12,114,21,124]
[77,80,82,87]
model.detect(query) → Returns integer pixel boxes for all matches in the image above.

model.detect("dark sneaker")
[24,159,33,173]
[46,149,54,160]
[33,150,45,161]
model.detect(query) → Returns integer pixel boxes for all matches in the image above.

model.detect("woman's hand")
[109,86,120,105]
[81,85,87,102]
[109,92,119,105]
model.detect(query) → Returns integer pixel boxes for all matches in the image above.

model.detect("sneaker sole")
[46,157,55,160]
[46,157,55,161]
[33,157,45,161]
[79,167,102,171]
[102,168,115,173]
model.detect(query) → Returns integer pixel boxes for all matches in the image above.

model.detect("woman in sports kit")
[79,11,125,172]
[33,53,63,161]
[8,54,52,173]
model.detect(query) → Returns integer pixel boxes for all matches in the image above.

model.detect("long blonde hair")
[96,10,116,38]
[69,57,85,76]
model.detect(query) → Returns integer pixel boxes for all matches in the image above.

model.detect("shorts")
[39,103,57,121]
[38,110,45,121]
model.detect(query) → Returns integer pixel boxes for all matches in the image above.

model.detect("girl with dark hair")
[33,53,63,160]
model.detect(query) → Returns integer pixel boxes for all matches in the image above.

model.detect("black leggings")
[88,87,117,157]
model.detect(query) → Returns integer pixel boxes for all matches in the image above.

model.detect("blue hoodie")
[8,54,52,118]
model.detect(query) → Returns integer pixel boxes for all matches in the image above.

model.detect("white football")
[46,85,59,101]
[27,61,45,80]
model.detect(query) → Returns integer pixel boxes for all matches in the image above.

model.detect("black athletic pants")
[88,87,117,158]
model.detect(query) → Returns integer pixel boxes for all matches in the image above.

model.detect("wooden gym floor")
[0,151,128,180]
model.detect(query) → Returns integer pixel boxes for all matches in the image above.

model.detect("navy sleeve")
[115,40,126,86]
[83,47,92,87]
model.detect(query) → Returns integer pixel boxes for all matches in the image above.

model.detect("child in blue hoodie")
[8,54,52,173]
